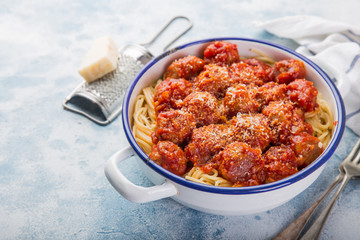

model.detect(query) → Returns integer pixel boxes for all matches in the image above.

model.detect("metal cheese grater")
[63,16,192,125]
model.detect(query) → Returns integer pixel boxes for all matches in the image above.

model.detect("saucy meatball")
[185,124,236,169]
[262,101,313,144]
[194,64,231,98]
[263,146,299,182]
[154,78,193,114]
[244,58,275,82]
[274,59,306,84]
[164,56,205,81]
[229,61,264,87]
[204,41,240,66]
[218,142,266,186]
[182,91,222,126]
[223,85,260,118]
[152,109,196,145]
[230,113,271,151]
[290,132,324,167]
[253,81,288,108]
[287,78,319,112]
[149,141,188,176]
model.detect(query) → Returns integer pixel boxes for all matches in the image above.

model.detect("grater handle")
[140,15,193,51]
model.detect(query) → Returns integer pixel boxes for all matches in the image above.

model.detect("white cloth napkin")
[254,15,360,136]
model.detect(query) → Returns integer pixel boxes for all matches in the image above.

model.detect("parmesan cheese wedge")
[78,36,119,83]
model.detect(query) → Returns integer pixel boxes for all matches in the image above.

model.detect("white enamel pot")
[105,38,346,215]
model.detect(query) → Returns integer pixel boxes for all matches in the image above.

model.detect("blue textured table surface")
[1,1,359,239]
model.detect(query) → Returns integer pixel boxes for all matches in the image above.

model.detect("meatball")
[263,146,299,183]
[152,109,196,145]
[154,78,193,114]
[164,56,205,81]
[149,141,188,176]
[230,113,272,151]
[204,41,240,66]
[229,61,264,87]
[223,85,260,118]
[218,142,266,186]
[194,64,231,98]
[182,91,222,127]
[244,58,275,82]
[253,81,288,108]
[287,78,319,112]
[185,124,236,169]
[274,59,306,84]
[262,101,313,144]
[290,132,324,167]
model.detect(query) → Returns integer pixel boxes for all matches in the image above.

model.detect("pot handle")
[104,146,178,203]
[309,56,350,96]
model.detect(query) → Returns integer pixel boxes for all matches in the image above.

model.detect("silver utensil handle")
[300,174,351,240]
[140,15,193,51]
[272,174,343,240]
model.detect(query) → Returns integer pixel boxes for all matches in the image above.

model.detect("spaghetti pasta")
[305,93,333,148]
[132,83,157,154]
[249,48,276,65]
[184,167,233,187]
